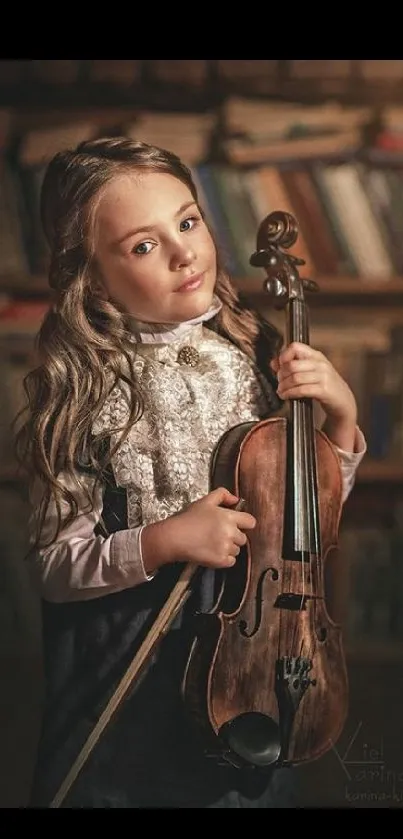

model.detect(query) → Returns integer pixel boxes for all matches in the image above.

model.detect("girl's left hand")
[271,341,357,425]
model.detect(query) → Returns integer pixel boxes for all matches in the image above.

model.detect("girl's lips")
[176,274,204,292]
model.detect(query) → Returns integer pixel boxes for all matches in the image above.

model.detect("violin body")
[182,416,348,767]
[182,210,349,770]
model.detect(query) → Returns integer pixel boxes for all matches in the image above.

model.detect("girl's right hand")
[141,486,257,576]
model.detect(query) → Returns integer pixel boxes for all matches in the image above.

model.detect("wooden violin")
[181,209,348,770]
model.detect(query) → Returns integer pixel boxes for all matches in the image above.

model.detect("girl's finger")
[278,383,324,400]
[278,371,321,388]
[277,358,324,377]
[280,342,323,363]
[233,530,248,547]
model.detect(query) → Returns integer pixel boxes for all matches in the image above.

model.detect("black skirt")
[29,571,298,809]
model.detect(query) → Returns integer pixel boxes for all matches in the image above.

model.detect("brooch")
[177,345,200,367]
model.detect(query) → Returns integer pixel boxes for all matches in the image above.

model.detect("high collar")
[125,296,223,345]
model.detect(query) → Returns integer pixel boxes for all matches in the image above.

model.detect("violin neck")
[286,297,321,555]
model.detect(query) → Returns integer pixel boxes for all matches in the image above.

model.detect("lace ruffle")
[93,327,274,527]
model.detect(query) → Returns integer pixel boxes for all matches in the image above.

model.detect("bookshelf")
[1,59,403,809]
[1,99,403,662]
[238,275,403,302]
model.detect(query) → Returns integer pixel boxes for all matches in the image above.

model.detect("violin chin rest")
[219,711,282,769]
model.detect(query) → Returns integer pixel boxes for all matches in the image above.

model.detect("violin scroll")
[255,210,299,252]
[250,210,319,303]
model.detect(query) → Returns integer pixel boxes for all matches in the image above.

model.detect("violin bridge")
[274,592,314,610]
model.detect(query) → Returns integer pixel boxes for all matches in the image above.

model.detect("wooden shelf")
[356,459,403,483]
[314,277,403,295]
[1,274,403,302]
[0,276,49,298]
[0,83,219,113]
[237,275,403,304]
[1,73,403,110]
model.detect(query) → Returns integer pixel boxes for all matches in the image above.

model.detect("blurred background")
[1,59,403,808]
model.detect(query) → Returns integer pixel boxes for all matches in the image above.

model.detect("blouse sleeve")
[29,472,152,604]
[30,426,366,604]
[333,425,367,502]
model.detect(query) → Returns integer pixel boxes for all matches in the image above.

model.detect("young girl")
[15,136,366,809]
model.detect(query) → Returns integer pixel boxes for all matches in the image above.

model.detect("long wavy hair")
[14,136,282,548]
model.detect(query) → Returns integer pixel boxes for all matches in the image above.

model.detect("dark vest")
[29,361,295,808]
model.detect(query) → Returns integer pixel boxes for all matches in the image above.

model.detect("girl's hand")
[271,341,358,450]
[141,486,256,575]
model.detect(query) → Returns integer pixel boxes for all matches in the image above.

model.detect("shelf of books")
[4,65,403,806]
[1,93,403,669]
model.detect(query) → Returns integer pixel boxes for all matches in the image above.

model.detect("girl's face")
[93,170,217,324]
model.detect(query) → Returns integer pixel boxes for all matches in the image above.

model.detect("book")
[288,60,353,79]
[15,120,104,274]
[310,162,359,276]
[279,167,341,275]
[191,163,241,276]
[148,60,208,89]
[340,525,393,643]
[0,158,31,279]
[216,61,279,94]
[222,128,363,166]
[358,165,403,274]
[87,60,140,86]
[124,111,214,165]
[251,166,317,277]
[222,97,371,139]
[0,299,49,336]
[208,167,262,278]
[358,60,403,80]
[314,163,394,281]
[27,60,81,85]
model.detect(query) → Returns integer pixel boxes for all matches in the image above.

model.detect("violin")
[181,210,348,770]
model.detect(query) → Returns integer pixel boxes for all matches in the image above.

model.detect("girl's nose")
[170,240,196,270]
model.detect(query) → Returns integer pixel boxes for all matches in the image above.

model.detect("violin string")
[290,397,304,662]
[300,397,310,662]
[303,399,310,596]
[311,402,324,672]
[290,400,302,656]
[307,406,316,667]
[311,411,322,605]
[302,289,321,668]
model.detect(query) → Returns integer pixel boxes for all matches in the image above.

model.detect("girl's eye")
[132,215,201,254]
[179,215,199,232]
[133,241,153,255]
